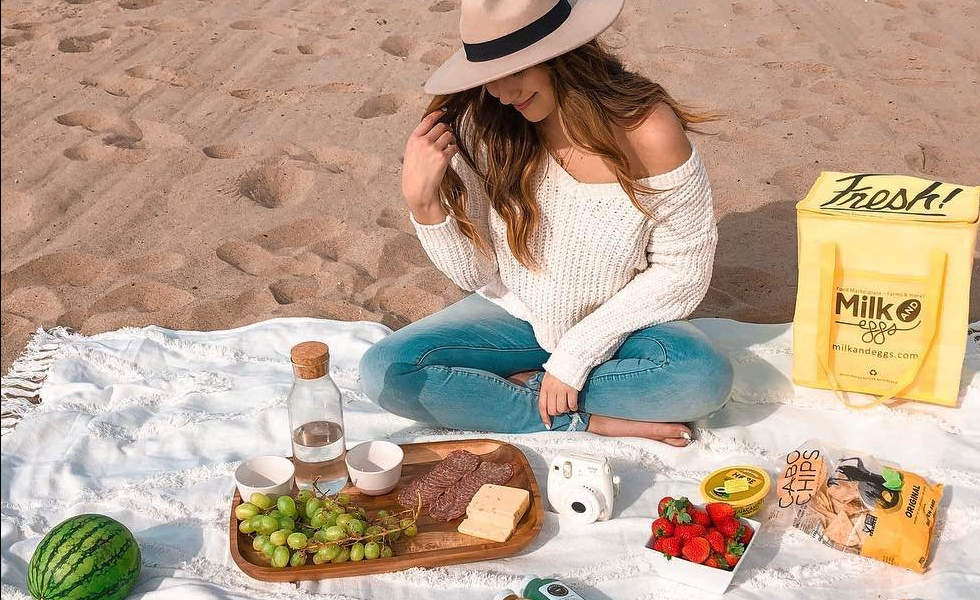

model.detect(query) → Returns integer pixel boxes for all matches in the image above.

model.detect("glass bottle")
[287,341,348,495]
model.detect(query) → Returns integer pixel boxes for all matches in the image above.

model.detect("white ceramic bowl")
[345,440,404,496]
[234,455,295,501]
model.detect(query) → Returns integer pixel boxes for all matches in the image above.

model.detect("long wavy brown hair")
[425,37,715,271]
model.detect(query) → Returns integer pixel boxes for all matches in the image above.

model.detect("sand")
[2,0,979,370]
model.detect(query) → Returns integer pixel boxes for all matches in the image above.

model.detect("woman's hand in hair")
[403,108,458,220]
[538,372,578,429]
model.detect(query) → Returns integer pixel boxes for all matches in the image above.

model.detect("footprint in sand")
[296,42,342,56]
[4,286,65,321]
[2,31,32,46]
[909,31,943,48]
[91,281,195,313]
[55,110,145,159]
[804,113,853,141]
[902,144,972,177]
[731,0,764,16]
[58,31,111,53]
[428,0,459,11]
[56,110,143,142]
[125,19,187,32]
[420,42,456,66]
[1,252,113,297]
[80,73,153,98]
[55,111,187,160]
[215,239,321,277]
[119,0,160,9]
[376,207,410,232]
[379,35,414,58]
[125,65,193,87]
[228,82,366,103]
[354,94,400,119]
[875,0,906,8]
[756,34,786,50]
[917,1,939,15]
[201,141,318,164]
[268,277,320,305]
[2,23,43,47]
[229,18,300,36]
[203,141,367,176]
[237,164,315,208]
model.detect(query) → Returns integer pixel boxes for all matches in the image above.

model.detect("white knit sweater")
[409,144,717,390]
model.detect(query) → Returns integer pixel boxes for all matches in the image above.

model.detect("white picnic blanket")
[1,317,978,600]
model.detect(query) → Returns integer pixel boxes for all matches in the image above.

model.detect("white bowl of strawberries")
[645,496,760,594]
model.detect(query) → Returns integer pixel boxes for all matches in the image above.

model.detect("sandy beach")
[2,0,978,369]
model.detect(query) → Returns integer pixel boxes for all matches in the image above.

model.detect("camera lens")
[571,501,586,514]
[546,584,569,596]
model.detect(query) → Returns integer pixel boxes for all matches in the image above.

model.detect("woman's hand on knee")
[538,373,578,429]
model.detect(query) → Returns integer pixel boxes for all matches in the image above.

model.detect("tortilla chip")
[825,509,859,548]
[842,499,869,518]
[828,479,863,505]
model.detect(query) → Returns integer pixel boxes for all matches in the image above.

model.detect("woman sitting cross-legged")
[359,0,734,447]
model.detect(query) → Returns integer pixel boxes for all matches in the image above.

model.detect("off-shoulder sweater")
[409,145,717,390]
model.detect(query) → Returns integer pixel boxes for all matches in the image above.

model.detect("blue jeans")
[358,294,733,433]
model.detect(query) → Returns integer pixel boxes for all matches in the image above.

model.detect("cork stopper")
[290,341,329,379]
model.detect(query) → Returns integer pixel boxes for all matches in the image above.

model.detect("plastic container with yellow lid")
[699,465,771,518]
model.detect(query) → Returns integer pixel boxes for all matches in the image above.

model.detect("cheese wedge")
[466,484,530,529]
[458,517,515,543]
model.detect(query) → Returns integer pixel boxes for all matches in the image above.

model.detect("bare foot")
[506,370,541,386]
[586,415,692,447]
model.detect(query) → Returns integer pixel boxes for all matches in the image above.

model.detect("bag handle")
[815,243,947,410]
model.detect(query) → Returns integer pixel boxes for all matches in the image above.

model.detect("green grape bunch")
[234,483,420,569]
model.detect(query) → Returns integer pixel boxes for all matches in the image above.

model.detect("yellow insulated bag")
[793,173,979,409]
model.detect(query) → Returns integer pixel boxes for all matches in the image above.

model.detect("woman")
[359,0,733,446]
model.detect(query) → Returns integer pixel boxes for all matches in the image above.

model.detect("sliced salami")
[396,478,424,509]
[426,461,468,486]
[396,453,515,516]
[427,487,463,521]
[443,449,481,473]
[481,461,515,485]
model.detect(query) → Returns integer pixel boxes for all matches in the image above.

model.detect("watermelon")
[28,514,141,600]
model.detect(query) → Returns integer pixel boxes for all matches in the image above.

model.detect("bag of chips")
[767,439,943,572]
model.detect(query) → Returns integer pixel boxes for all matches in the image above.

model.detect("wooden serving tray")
[229,438,544,581]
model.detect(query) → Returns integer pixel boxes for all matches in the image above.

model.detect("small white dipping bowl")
[345,441,404,496]
[234,455,295,501]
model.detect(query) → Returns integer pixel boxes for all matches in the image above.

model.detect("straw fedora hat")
[424,0,625,95]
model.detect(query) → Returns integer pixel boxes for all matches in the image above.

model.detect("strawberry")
[681,537,710,564]
[675,523,706,540]
[651,517,674,538]
[651,537,665,552]
[704,554,729,569]
[737,523,754,545]
[660,536,683,558]
[657,496,674,517]
[705,529,726,553]
[716,517,741,539]
[724,539,745,567]
[705,502,735,525]
[662,497,692,524]
[689,506,712,528]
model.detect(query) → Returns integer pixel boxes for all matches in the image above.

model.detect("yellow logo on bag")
[793,172,979,409]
